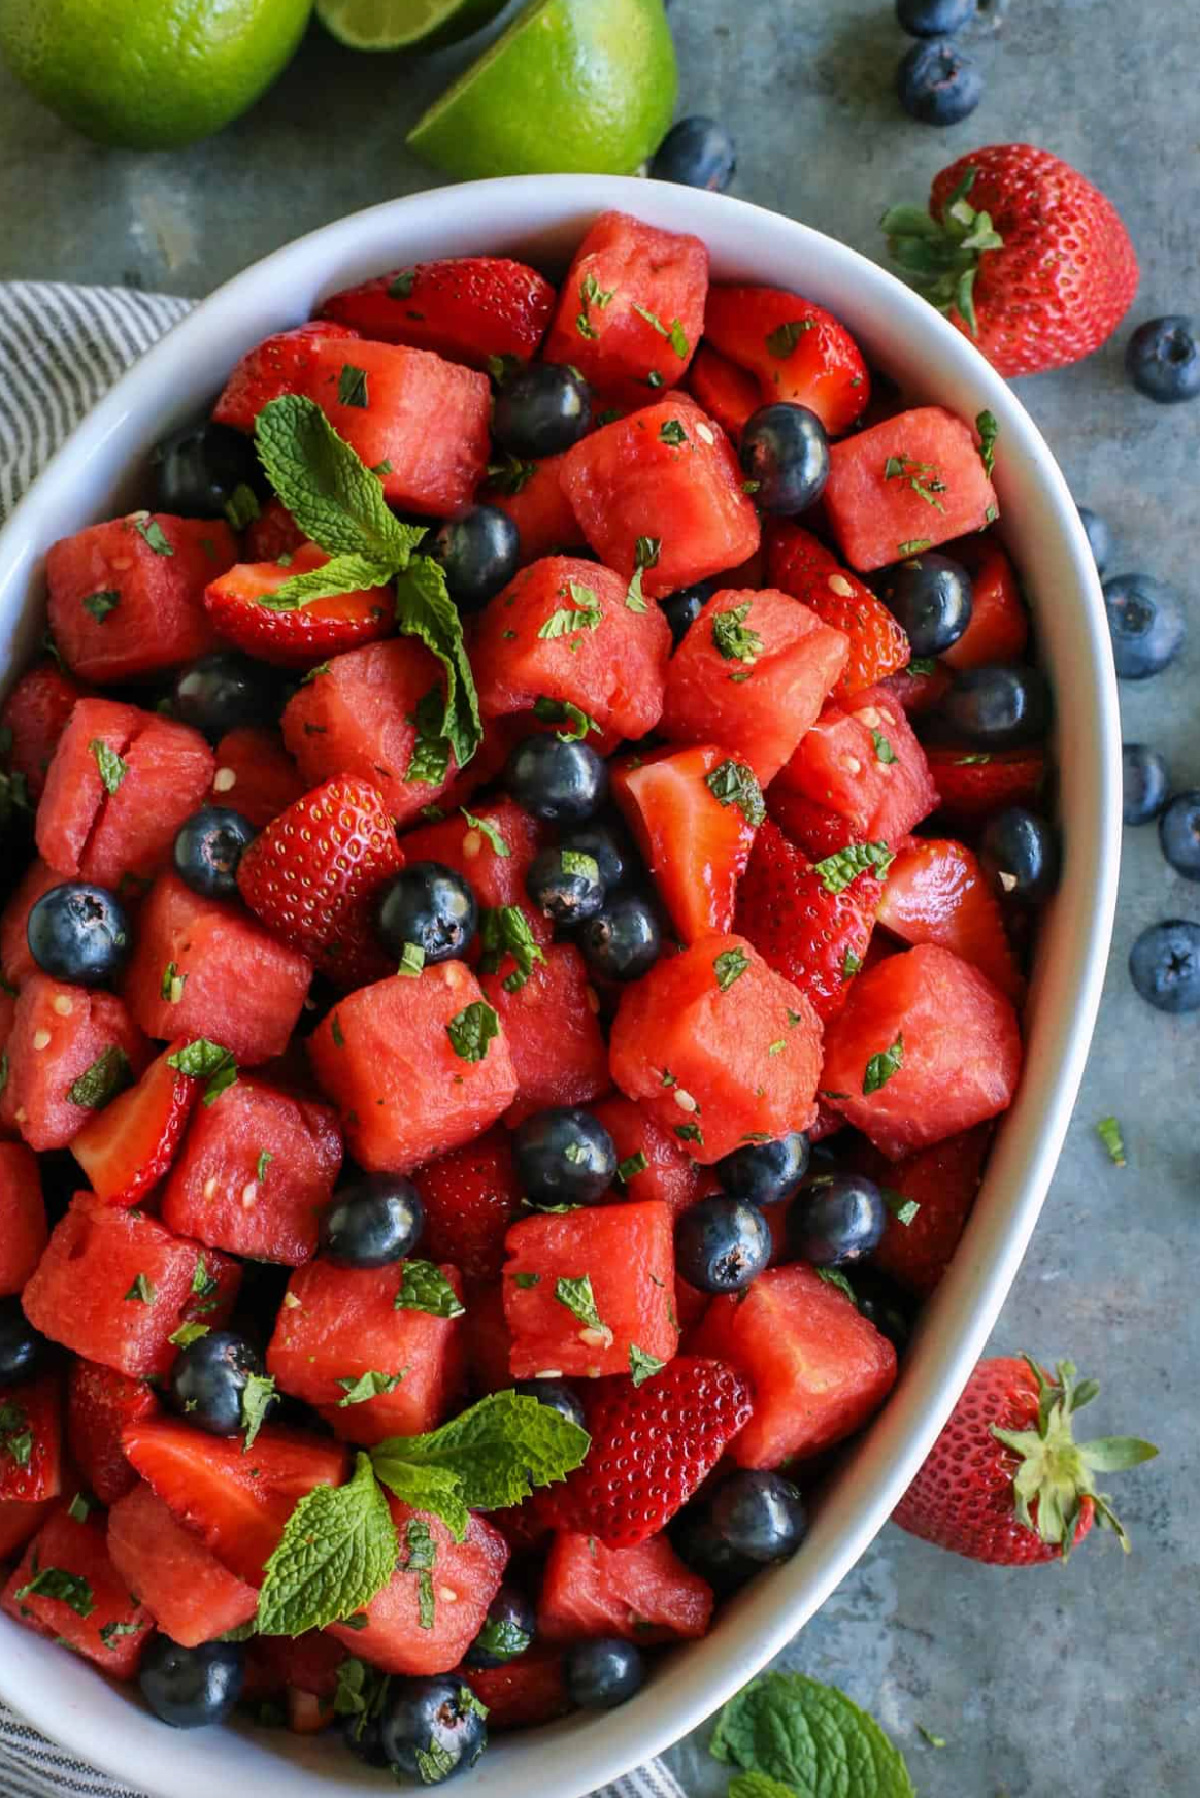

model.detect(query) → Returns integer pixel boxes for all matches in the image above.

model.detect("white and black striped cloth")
[0,278,686,1798]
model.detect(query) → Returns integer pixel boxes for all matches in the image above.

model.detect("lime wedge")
[407,0,677,178]
[316,0,507,52]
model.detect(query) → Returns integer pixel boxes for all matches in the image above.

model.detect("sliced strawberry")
[209,319,360,424]
[243,496,305,564]
[590,1094,706,1221]
[547,1357,754,1548]
[410,1126,523,1291]
[70,1045,200,1208]
[766,786,862,860]
[852,1125,992,1294]
[704,286,870,435]
[210,727,305,828]
[611,744,760,944]
[940,535,1030,670]
[204,546,394,668]
[67,1359,160,1507]
[686,342,760,440]
[463,1644,572,1731]
[0,1373,62,1504]
[875,836,1022,1001]
[320,257,556,369]
[735,819,880,1024]
[926,746,1046,824]
[236,775,403,989]
[877,661,952,716]
[1,659,84,803]
[766,520,909,697]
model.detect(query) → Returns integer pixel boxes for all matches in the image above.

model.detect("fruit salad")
[0,209,1055,1782]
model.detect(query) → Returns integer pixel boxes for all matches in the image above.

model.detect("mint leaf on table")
[254,396,425,565]
[394,555,483,770]
[66,1045,132,1110]
[256,1452,397,1637]
[255,550,394,612]
[395,1260,466,1320]
[240,1373,277,1452]
[709,1669,916,1798]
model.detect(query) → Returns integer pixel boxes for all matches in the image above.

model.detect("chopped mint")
[1097,1116,1126,1167]
[918,1724,947,1749]
[705,758,767,827]
[396,1261,466,1320]
[631,303,689,358]
[67,1493,92,1524]
[124,1272,154,1304]
[168,1322,210,1348]
[337,364,370,409]
[0,1402,32,1470]
[897,538,933,557]
[66,1045,132,1110]
[881,1187,920,1226]
[89,738,127,794]
[629,1344,666,1387]
[817,1267,857,1303]
[472,1616,531,1660]
[14,1562,95,1620]
[532,696,599,742]
[397,941,425,978]
[711,600,764,665]
[240,1374,276,1452]
[765,319,814,358]
[256,1149,273,1184]
[975,408,999,478]
[812,841,895,895]
[904,657,937,676]
[675,1122,704,1145]
[445,999,500,1063]
[842,949,862,979]
[713,947,750,992]
[537,582,603,639]
[554,1275,606,1335]
[478,904,546,993]
[133,515,173,556]
[884,454,947,512]
[223,483,260,531]
[872,730,898,765]
[615,1149,648,1185]
[337,1370,405,1407]
[659,418,688,446]
[99,1619,144,1650]
[160,960,187,1003]
[485,451,537,495]
[561,848,599,882]
[389,270,415,298]
[863,1034,904,1095]
[460,808,510,856]
[81,589,119,622]
[513,1271,541,1289]
[167,1038,239,1106]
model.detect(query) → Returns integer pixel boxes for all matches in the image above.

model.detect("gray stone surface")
[1,0,1197,1792]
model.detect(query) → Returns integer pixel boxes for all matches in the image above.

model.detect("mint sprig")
[254,396,424,564]
[257,1452,397,1637]
[710,1669,916,1798]
[255,550,393,613]
[395,1260,465,1320]
[478,904,546,993]
[395,556,482,770]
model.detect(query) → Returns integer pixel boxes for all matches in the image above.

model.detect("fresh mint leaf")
[89,738,127,794]
[66,1045,132,1110]
[615,1149,648,1185]
[554,1274,606,1335]
[416,1741,458,1783]
[397,941,425,977]
[532,696,599,742]
[99,1619,144,1650]
[446,999,500,1062]
[675,1121,704,1145]
[581,271,614,309]
[863,1034,904,1095]
[160,961,186,1003]
[254,550,394,612]
[711,601,763,664]
[729,1774,799,1798]
[395,1260,466,1320]
[124,1273,154,1304]
[14,1563,96,1619]
[765,319,815,358]
[629,1344,665,1387]
[389,270,416,299]
[257,1452,397,1636]
[871,730,898,766]
[338,364,370,409]
[254,395,425,565]
[513,1271,540,1289]
[714,947,749,992]
[485,452,538,495]
[459,807,509,857]
[842,949,862,979]
[537,582,603,639]
[133,516,174,556]
[224,482,260,531]
[880,1187,920,1227]
[812,841,895,895]
[81,589,120,622]
[478,904,546,993]
[897,538,933,556]
[817,1267,857,1303]
[405,684,453,787]
[337,1370,404,1407]
[1097,1116,1126,1167]
[561,848,599,882]
[399,1517,437,1630]
[0,1402,31,1469]
[709,1669,916,1798]
[705,759,766,827]
[167,1038,239,1106]
[904,658,937,676]
[976,408,999,477]
[67,1493,92,1523]
[624,534,661,613]
[241,1373,277,1452]
[168,1322,210,1348]
[659,418,688,446]
[395,556,482,770]
[473,1616,531,1660]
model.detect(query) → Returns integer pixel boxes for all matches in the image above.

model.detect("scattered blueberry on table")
[897,37,984,126]
[1125,315,1200,404]
[649,116,736,192]
[1103,572,1186,679]
[1159,792,1200,882]
[1123,744,1170,825]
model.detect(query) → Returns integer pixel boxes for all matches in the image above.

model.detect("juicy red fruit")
[2,1502,153,1676]
[612,745,760,945]
[321,256,556,370]
[204,546,394,668]
[411,1127,523,1289]
[67,1359,160,1506]
[0,1373,63,1504]
[0,660,83,803]
[70,1046,200,1209]
[703,284,871,434]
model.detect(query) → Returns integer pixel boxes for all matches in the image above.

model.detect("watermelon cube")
[211,726,305,827]
[462,1644,572,1732]
[0,1499,53,1563]
[542,211,708,408]
[479,944,609,1127]
[461,1283,515,1396]
[560,397,761,599]
[161,1075,342,1266]
[213,327,491,517]
[824,406,999,572]
[775,685,938,845]
[0,1373,62,1504]
[686,342,761,441]
[107,1480,259,1648]
[608,935,823,1165]
[589,1094,705,1220]
[1,859,75,991]
[537,1530,712,1643]
[123,873,312,1065]
[703,285,871,435]
[0,660,83,804]
[661,587,848,787]
[266,1258,466,1444]
[0,974,147,1153]
[120,1417,349,1588]
[1,1502,153,1677]
[66,1359,160,1506]
[612,745,760,944]
[326,1495,507,1674]
[502,1200,677,1379]
[819,941,1023,1159]
[481,453,586,564]
[35,695,139,879]
[0,1142,47,1295]
[472,557,672,744]
[398,796,545,919]
[281,638,463,827]
[307,965,518,1174]
[46,514,235,683]
[22,1193,240,1378]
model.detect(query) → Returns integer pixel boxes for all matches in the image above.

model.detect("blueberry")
[139,1636,245,1729]
[1103,573,1186,679]
[26,882,130,986]
[375,862,477,964]
[979,805,1060,901]
[504,734,608,825]
[878,553,972,656]
[941,663,1051,748]
[897,37,984,125]
[320,1177,425,1268]
[172,652,277,742]
[526,844,607,928]
[558,820,633,890]
[1125,316,1200,405]
[172,807,256,900]
[562,1638,645,1710]
[513,1106,617,1206]
[463,1582,536,1669]
[715,1132,809,1206]
[1077,504,1111,575]
[492,364,593,459]
[431,505,520,612]
[853,1267,915,1353]
[513,1377,587,1431]
[150,421,263,521]
[675,1195,771,1293]
[670,1507,757,1597]
[786,1173,886,1266]
[1123,744,1170,826]
[896,0,976,35]
[1129,919,1200,1012]
[167,1331,271,1437]
[380,1674,487,1782]
[650,116,737,192]
[578,890,662,982]
[708,1469,807,1563]
[341,1709,392,1768]
[661,583,711,647]
[739,404,830,515]
[1158,792,1200,882]
[0,1298,50,1386]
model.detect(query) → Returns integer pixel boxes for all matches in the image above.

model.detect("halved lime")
[316,0,508,52]
[407,0,677,178]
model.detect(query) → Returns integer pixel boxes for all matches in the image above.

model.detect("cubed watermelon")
[589,1094,705,1220]
[266,1258,466,1445]
[824,407,999,572]
[687,1263,897,1465]
[537,1530,712,1643]
[479,944,609,1127]
[22,1193,240,1378]
[774,685,938,844]
[612,744,760,944]
[0,1498,53,1562]
[1,1502,153,1676]
[608,935,823,1165]
[161,1075,342,1266]
[66,1358,160,1506]
[210,726,305,827]
[123,873,312,1065]
[0,660,83,804]
[398,796,545,919]
[471,556,672,744]
[1,859,64,990]
[0,1142,46,1295]
[46,515,235,683]
[107,1480,259,1648]
[0,1373,62,1504]
[481,454,586,564]
[0,974,147,1153]
[462,1644,572,1731]
[660,588,848,787]
[560,397,760,599]
[307,965,518,1174]
[819,941,1023,1159]
[35,695,140,878]
[502,1200,677,1379]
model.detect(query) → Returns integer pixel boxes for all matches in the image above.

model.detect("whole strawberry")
[882,145,1138,376]
[411,1126,522,1289]
[893,1355,1157,1564]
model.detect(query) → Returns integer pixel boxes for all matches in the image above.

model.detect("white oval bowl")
[0,175,1119,1798]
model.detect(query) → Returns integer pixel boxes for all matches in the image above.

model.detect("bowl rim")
[0,173,1121,1798]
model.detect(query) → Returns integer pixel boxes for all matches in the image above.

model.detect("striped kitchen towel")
[0,277,687,1798]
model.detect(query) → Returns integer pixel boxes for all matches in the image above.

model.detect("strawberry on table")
[875,835,1022,1001]
[321,256,555,368]
[686,342,761,442]
[204,544,395,667]
[411,1126,523,1289]
[0,973,147,1153]
[70,1045,201,1209]
[703,284,871,435]
[210,726,305,828]
[1,1501,154,1677]
[0,659,84,804]
[855,1124,992,1295]
[537,1530,713,1642]
[66,1359,159,1506]
[766,519,911,697]
[107,1480,260,1648]
[774,684,938,846]
[926,745,1046,824]
[823,406,999,572]
[0,1142,46,1295]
